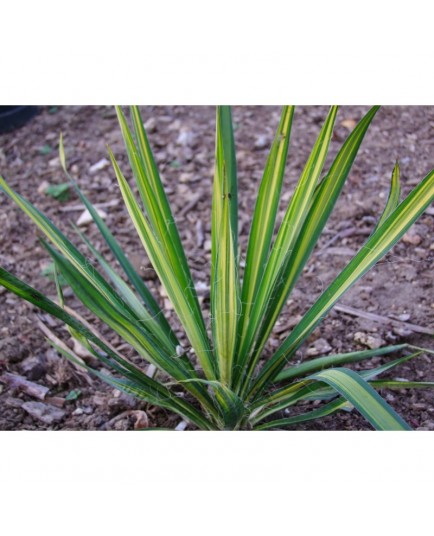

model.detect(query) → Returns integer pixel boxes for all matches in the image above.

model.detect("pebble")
[21,401,66,425]
[254,135,269,150]
[195,281,210,296]
[177,129,196,147]
[306,338,332,357]
[402,231,422,245]
[89,158,110,174]
[37,180,50,194]
[179,172,194,183]
[392,326,414,337]
[144,117,157,133]
[175,420,188,431]
[76,207,107,226]
[353,332,385,349]
[340,118,357,130]
[49,156,60,168]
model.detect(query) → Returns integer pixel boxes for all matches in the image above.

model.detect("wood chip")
[21,401,66,425]
[0,372,49,400]
[76,207,107,226]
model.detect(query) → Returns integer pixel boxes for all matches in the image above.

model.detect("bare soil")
[0,105,433,430]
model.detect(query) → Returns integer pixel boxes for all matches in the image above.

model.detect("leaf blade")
[249,166,434,399]
[310,368,411,430]
[211,106,239,385]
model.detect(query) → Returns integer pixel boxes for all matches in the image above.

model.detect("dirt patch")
[0,105,433,430]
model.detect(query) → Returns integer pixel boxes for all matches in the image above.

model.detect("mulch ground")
[0,105,433,430]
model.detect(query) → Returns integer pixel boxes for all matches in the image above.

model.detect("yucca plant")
[1,105,433,430]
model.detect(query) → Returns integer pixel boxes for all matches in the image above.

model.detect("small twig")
[334,303,434,336]
[318,227,371,253]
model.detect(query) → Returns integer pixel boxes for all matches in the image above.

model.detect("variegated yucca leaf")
[1,105,433,431]
[211,106,239,386]
[248,166,434,400]
[240,107,380,390]
[236,106,339,393]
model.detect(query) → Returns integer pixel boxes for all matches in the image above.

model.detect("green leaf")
[73,224,177,356]
[375,161,401,230]
[238,106,338,395]
[45,183,70,201]
[41,241,217,415]
[275,344,408,383]
[38,144,53,155]
[58,133,172,340]
[65,389,82,401]
[108,147,216,381]
[50,340,216,430]
[370,380,434,390]
[235,106,294,384]
[248,350,423,425]
[114,108,216,380]
[254,397,351,430]
[179,378,245,430]
[249,166,434,400]
[309,368,411,430]
[243,106,380,387]
[41,261,67,286]
[0,266,216,430]
[211,106,239,386]
[0,176,143,324]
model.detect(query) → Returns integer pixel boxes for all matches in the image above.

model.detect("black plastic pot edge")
[0,106,39,134]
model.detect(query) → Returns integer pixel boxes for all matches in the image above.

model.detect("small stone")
[306,338,332,357]
[175,420,188,431]
[353,332,385,349]
[76,207,107,226]
[176,129,196,147]
[21,401,66,425]
[179,172,194,183]
[340,118,357,131]
[254,135,268,150]
[49,156,60,168]
[402,231,422,245]
[144,117,157,133]
[195,281,210,296]
[392,326,414,337]
[89,158,110,174]
[92,395,106,406]
[37,180,50,194]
